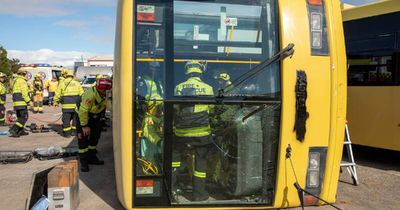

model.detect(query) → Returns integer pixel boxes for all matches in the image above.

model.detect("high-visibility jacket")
[12,75,31,109]
[0,82,6,105]
[48,80,59,92]
[77,86,106,126]
[142,75,164,99]
[54,77,83,112]
[174,77,214,138]
[32,79,44,95]
[138,75,164,114]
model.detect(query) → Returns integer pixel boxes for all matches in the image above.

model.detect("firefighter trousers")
[0,104,5,125]
[172,136,211,200]
[33,94,43,112]
[76,115,102,155]
[62,111,76,135]
[10,108,28,133]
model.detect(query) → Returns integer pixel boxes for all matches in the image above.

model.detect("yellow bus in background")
[113,0,346,209]
[343,0,400,151]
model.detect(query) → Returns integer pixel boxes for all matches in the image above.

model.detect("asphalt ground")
[0,96,399,210]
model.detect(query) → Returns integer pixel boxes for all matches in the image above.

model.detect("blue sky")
[0,0,116,66]
[0,0,377,66]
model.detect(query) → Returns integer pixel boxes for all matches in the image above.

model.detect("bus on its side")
[343,0,400,151]
[114,0,346,209]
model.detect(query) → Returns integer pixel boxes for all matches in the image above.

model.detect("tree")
[0,45,12,76]
[9,58,21,74]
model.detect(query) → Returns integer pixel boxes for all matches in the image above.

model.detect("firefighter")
[31,74,44,113]
[215,72,232,90]
[9,69,32,137]
[137,62,164,164]
[60,68,68,81]
[47,77,58,105]
[54,69,83,137]
[0,72,7,126]
[172,60,214,201]
[76,76,112,172]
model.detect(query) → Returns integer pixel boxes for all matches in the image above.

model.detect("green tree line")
[0,45,21,77]
[0,45,22,90]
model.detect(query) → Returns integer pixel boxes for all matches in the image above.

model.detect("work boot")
[9,126,20,138]
[88,149,104,165]
[62,131,71,138]
[19,129,29,136]
[79,153,90,172]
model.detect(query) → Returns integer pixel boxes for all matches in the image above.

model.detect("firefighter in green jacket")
[0,72,7,126]
[137,62,164,164]
[54,69,83,137]
[76,77,112,172]
[9,69,33,137]
[172,60,214,201]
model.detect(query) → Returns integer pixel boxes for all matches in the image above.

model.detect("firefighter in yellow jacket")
[76,77,112,172]
[31,74,44,113]
[172,61,214,201]
[0,72,7,126]
[47,77,58,105]
[59,68,68,83]
[54,69,83,137]
[9,69,33,137]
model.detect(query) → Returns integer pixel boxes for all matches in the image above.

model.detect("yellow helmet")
[34,74,41,78]
[61,68,69,76]
[215,72,230,81]
[185,60,204,75]
[0,72,6,77]
[17,68,28,74]
[65,69,74,77]
[96,74,104,79]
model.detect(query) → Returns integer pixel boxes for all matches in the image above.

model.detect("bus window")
[348,55,395,86]
[172,0,279,97]
[135,0,279,206]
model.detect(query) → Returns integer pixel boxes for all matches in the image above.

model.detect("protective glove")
[28,101,34,107]
[82,126,91,136]
[53,102,59,107]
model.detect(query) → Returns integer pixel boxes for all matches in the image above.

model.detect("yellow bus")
[343,0,400,151]
[113,0,346,209]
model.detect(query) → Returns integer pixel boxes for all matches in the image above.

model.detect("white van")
[19,64,63,104]
[81,74,97,90]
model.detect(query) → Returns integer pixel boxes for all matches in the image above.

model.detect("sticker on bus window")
[224,17,238,26]
[137,5,155,21]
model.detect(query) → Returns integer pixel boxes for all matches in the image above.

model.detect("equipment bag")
[33,147,78,160]
[0,151,33,164]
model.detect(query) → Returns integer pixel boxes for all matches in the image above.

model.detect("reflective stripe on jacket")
[174,77,214,137]
[12,75,30,108]
[0,82,6,105]
[77,87,107,126]
[54,77,83,111]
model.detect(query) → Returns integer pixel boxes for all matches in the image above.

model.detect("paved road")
[0,97,399,210]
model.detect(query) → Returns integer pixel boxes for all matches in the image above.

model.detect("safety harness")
[293,70,309,141]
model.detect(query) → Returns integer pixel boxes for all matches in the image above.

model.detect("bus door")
[134,0,281,207]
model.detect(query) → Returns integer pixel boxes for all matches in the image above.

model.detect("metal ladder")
[340,122,359,185]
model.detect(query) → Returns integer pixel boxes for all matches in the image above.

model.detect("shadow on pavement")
[349,145,400,171]
[65,126,125,210]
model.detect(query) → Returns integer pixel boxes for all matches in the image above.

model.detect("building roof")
[342,0,400,22]
[87,57,114,62]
